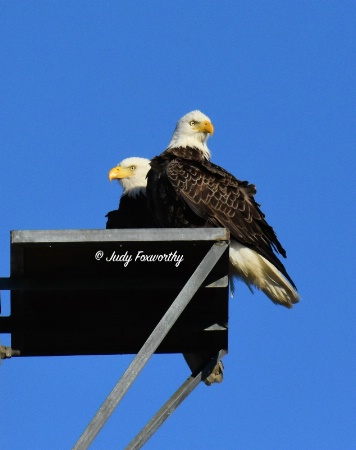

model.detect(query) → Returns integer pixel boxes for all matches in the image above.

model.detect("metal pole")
[125,350,227,450]
[72,242,227,450]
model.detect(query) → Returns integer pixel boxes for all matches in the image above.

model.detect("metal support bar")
[125,350,227,450]
[72,241,227,450]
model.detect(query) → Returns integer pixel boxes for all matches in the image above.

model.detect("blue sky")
[1,2,355,449]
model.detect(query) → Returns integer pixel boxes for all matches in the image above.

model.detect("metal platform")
[0,228,230,449]
[0,228,229,357]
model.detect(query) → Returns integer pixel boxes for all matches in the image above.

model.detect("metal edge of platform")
[11,228,229,244]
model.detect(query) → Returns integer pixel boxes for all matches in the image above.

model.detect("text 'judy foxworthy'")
[95,250,184,267]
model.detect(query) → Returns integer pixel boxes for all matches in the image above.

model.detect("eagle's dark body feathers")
[147,147,296,290]
[106,190,156,229]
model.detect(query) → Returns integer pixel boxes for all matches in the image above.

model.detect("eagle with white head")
[106,157,156,229]
[146,110,299,307]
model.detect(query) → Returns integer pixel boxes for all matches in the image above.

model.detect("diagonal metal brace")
[125,349,227,450]
[72,241,228,450]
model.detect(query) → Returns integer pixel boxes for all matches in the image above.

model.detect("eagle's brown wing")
[166,158,295,287]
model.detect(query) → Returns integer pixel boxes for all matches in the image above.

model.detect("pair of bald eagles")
[106,110,299,309]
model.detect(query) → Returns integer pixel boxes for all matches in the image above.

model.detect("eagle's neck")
[162,146,209,163]
[167,136,211,160]
[123,186,146,198]
[120,176,147,195]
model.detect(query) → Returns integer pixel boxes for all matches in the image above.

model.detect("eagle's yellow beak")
[108,166,132,181]
[195,120,214,135]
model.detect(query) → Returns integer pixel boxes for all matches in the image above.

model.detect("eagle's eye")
[189,120,196,126]
[130,166,136,171]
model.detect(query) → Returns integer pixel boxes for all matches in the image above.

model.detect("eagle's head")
[167,110,214,159]
[108,157,150,195]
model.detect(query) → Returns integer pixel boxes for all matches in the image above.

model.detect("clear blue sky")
[1,2,355,449]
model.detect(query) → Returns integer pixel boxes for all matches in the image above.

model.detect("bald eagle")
[106,157,156,229]
[147,110,299,308]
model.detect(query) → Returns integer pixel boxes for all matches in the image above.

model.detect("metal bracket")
[0,345,20,359]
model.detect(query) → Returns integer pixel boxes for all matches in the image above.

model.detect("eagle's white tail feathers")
[229,240,300,308]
